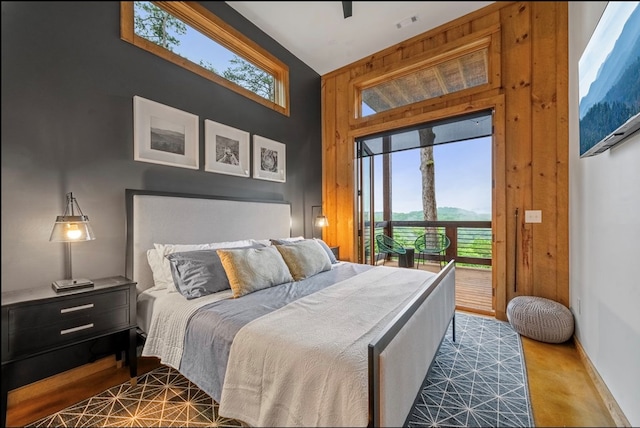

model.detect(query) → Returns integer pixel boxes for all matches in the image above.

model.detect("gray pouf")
[507,296,574,343]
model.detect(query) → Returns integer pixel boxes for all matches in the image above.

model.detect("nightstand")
[1,276,137,427]
[330,246,340,260]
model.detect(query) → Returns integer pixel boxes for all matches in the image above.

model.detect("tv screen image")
[579,2,640,157]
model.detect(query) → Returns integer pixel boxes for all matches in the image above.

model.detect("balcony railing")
[362,220,492,267]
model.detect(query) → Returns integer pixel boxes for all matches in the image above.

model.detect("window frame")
[121,1,290,116]
[349,26,501,125]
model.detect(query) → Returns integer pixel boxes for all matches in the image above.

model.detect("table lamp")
[314,211,329,239]
[50,192,96,291]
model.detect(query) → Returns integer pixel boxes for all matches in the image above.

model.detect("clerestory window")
[361,48,489,117]
[353,29,500,120]
[121,1,290,116]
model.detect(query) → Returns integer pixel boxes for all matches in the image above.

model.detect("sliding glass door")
[356,110,493,265]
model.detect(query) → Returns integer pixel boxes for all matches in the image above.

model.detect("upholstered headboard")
[125,189,291,294]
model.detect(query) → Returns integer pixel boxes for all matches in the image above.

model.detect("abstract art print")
[133,96,199,169]
[253,135,286,182]
[204,119,250,177]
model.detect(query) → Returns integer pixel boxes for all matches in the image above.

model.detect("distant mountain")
[437,207,491,221]
[579,5,640,119]
[374,207,491,221]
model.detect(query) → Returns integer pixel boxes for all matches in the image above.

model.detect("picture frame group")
[133,96,286,182]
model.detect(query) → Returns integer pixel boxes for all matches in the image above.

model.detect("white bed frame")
[125,189,456,427]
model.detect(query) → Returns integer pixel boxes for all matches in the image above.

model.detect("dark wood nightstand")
[330,246,340,260]
[1,276,137,427]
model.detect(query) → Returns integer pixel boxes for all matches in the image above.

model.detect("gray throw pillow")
[167,245,260,300]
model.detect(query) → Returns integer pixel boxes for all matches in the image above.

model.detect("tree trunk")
[419,128,437,225]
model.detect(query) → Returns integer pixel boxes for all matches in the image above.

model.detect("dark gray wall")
[1,2,322,292]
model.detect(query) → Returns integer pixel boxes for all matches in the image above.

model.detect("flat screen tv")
[579,2,640,157]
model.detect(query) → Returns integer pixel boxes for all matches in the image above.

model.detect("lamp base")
[52,278,94,292]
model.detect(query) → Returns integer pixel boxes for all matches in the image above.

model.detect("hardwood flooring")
[418,262,493,315]
[385,260,494,315]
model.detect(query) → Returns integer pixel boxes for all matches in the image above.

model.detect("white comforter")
[218,266,436,427]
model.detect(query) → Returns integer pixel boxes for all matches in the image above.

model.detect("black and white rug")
[407,312,534,427]
[30,312,533,427]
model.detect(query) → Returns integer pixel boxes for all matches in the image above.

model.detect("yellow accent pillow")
[275,239,332,281]
[217,246,293,298]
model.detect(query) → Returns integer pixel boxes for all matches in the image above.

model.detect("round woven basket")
[507,296,574,343]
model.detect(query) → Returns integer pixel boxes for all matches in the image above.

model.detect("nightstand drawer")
[7,306,130,359]
[7,289,129,332]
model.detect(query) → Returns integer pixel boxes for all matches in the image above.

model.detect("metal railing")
[363,220,492,267]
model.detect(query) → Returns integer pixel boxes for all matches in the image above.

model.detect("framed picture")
[133,95,199,169]
[204,120,250,177]
[253,135,286,182]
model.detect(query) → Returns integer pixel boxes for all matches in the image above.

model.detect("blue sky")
[375,137,492,214]
[174,23,237,71]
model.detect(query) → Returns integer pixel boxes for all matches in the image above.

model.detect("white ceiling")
[226,1,495,75]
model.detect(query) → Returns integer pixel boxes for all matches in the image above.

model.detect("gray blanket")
[179,262,373,401]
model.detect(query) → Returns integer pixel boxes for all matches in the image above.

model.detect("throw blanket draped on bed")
[218,266,437,427]
[141,289,234,368]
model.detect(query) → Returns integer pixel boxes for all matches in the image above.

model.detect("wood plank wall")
[321,1,568,320]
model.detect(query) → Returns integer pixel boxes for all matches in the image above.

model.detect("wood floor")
[419,262,493,315]
[6,267,619,427]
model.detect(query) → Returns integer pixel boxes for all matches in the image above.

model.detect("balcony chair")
[375,234,406,265]
[414,232,451,269]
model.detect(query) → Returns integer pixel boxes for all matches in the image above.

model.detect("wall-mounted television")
[579,2,640,158]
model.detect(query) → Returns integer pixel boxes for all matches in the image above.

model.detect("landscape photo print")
[133,95,199,169]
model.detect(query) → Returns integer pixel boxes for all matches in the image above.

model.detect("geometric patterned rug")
[29,312,533,427]
[406,312,534,427]
[27,366,242,427]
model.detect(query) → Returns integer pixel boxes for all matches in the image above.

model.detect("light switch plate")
[525,210,542,223]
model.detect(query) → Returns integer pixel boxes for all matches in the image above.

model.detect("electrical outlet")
[525,210,542,223]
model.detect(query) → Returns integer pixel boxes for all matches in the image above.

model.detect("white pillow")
[251,239,273,247]
[155,240,256,292]
[147,249,167,289]
[269,236,304,245]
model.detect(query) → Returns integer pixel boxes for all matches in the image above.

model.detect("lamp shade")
[49,192,96,242]
[50,215,95,242]
[315,215,329,228]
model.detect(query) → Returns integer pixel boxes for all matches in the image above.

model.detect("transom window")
[121,1,290,116]
[361,48,489,117]
[353,30,499,120]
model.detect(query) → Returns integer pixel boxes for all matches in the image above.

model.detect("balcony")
[363,220,493,315]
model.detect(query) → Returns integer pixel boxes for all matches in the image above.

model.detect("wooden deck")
[381,260,494,316]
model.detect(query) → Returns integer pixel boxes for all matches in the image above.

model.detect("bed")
[125,189,456,427]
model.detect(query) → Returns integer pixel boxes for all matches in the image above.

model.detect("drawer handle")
[60,323,94,335]
[60,303,94,314]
